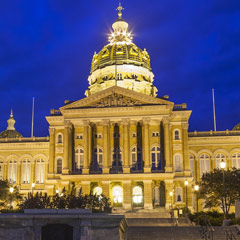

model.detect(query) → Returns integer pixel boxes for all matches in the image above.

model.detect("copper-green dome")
[233,123,240,131]
[0,129,22,138]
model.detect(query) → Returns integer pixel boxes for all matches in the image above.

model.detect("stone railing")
[0,137,49,143]
[50,109,62,116]
[173,103,187,111]
[189,130,240,137]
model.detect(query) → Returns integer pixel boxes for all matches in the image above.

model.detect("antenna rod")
[212,89,217,131]
[31,97,34,138]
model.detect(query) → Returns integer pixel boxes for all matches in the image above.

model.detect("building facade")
[1,4,240,211]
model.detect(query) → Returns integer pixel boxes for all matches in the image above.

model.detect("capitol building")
[0,4,240,212]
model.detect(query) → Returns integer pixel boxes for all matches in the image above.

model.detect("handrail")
[199,215,214,240]
[224,229,237,240]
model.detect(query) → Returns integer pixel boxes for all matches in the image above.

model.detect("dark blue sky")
[1,0,240,137]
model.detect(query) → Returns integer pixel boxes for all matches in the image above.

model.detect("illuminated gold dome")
[85,3,158,97]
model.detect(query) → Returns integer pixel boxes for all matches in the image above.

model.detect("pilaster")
[81,181,91,195]
[143,118,151,173]
[163,118,172,172]
[63,121,72,175]
[143,180,153,209]
[103,120,110,174]
[83,121,90,174]
[123,180,132,209]
[48,128,55,177]
[182,123,190,175]
[102,181,110,198]
[164,179,174,210]
[123,118,130,173]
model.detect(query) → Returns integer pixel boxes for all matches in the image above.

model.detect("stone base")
[165,167,173,172]
[123,168,130,174]
[144,203,153,209]
[102,168,110,174]
[62,168,70,175]
[144,167,151,173]
[123,203,132,210]
[82,168,89,174]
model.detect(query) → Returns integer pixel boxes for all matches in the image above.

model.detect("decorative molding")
[56,147,64,153]
[173,144,182,151]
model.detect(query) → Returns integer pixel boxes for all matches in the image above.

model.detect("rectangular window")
[76,134,83,140]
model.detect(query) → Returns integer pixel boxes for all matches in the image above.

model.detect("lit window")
[75,148,84,170]
[174,130,180,140]
[57,133,63,144]
[56,158,62,174]
[216,153,226,169]
[151,146,161,169]
[112,186,123,204]
[36,159,45,183]
[132,186,143,205]
[93,186,102,196]
[117,73,122,80]
[232,153,240,168]
[131,147,141,167]
[9,160,17,184]
[200,154,210,176]
[174,154,182,172]
[176,187,182,202]
[22,159,31,184]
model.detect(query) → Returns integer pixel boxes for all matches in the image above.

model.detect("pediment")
[61,86,173,110]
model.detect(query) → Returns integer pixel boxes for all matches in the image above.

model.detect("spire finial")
[116,1,124,19]
[7,109,15,130]
[10,109,13,118]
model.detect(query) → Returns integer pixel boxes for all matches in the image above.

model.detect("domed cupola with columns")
[85,3,158,97]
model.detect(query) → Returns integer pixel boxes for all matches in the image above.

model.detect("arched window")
[94,147,103,169]
[56,158,62,174]
[9,159,17,184]
[174,154,182,172]
[132,186,143,205]
[0,161,3,180]
[216,153,226,169]
[174,130,180,140]
[232,153,240,168]
[131,147,141,167]
[176,187,182,202]
[117,73,122,80]
[151,146,161,169]
[112,186,123,205]
[22,159,31,184]
[200,154,210,176]
[189,155,194,177]
[36,159,45,183]
[93,186,102,196]
[57,133,63,144]
[75,148,84,171]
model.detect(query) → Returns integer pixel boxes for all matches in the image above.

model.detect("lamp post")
[9,187,14,209]
[220,160,227,220]
[194,184,199,225]
[170,191,173,209]
[184,180,189,215]
[32,183,35,195]
[56,189,59,195]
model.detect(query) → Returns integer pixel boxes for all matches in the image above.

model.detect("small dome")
[233,123,240,131]
[0,129,22,138]
[0,110,22,139]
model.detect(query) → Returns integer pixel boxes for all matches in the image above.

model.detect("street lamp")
[32,183,35,195]
[194,184,199,225]
[184,180,189,214]
[9,187,14,209]
[56,189,59,194]
[170,191,173,210]
[220,160,227,219]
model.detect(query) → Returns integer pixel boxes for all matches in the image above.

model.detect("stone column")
[163,118,172,172]
[48,128,55,177]
[123,118,130,173]
[88,123,92,170]
[63,121,72,174]
[82,121,90,174]
[143,180,153,209]
[182,123,190,175]
[103,120,110,174]
[143,118,151,173]
[102,181,110,198]
[123,180,132,209]
[81,181,90,195]
[165,179,174,210]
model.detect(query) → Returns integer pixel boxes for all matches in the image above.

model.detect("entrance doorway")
[42,224,73,240]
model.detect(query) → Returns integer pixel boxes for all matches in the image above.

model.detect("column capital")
[162,117,169,124]
[182,122,189,130]
[64,120,72,128]
[142,117,150,125]
[122,118,130,125]
[102,119,110,126]
[143,180,152,184]
[83,120,90,126]
[102,180,111,185]
[122,180,132,184]
[49,128,55,135]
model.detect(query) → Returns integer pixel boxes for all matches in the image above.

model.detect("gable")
[60,86,173,110]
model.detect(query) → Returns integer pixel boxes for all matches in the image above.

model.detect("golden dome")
[85,3,157,97]
[91,43,151,73]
